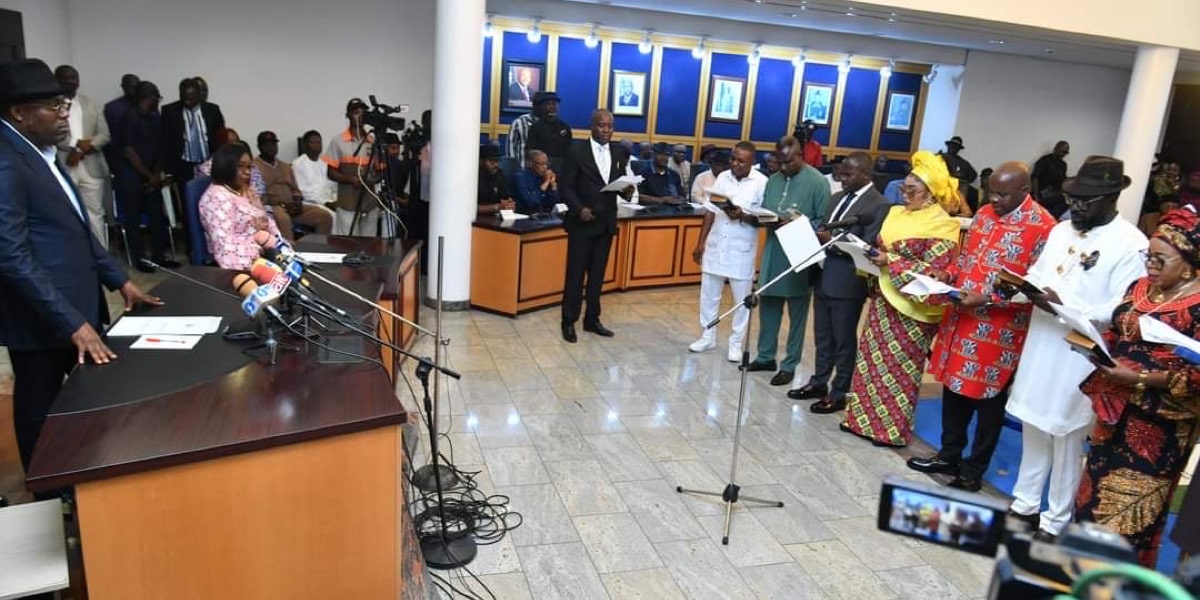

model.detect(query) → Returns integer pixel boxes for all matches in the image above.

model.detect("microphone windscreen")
[232,273,258,298]
[250,261,282,285]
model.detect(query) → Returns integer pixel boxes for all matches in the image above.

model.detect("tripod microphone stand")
[677,228,851,544]
[412,237,459,493]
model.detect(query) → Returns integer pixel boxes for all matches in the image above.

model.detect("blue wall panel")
[481,36,493,124]
[749,57,794,143]
[703,53,751,140]
[799,63,838,146]
[877,72,922,153]
[498,32,549,126]
[836,68,881,150]
[609,42,654,134]
[655,48,701,137]
[555,37,602,129]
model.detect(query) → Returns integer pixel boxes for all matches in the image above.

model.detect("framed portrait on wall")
[501,60,544,113]
[707,75,745,123]
[800,83,835,125]
[611,70,647,117]
[884,91,916,132]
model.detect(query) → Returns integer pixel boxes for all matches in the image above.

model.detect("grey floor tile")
[613,480,708,543]
[740,484,836,545]
[584,433,661,482]
[801,449,885,497]
[472,572,532,599]
[468,535,522,575]
[695,511,793,567]
[823,516,925,571]
[456,404,533,448]
[499,483,580,547]
[524,414,595,462]
[767,464,872,520]
[574,513,663,573]
[785,541,897,600]
[877,565,967,600]
[631,427,700,462]
[517,542,610,600]
[601,568,686,600]
[688,438,778,487]
[901,538,994,598]
[738,562,827,600]
[484,446,551,486]
[546,459,628,515]
[654,539,755,600]
[510,389,570,415]
[655,460,729,516]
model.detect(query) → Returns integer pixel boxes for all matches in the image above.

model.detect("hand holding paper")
[600,175,643,193]
[900,272,960,296]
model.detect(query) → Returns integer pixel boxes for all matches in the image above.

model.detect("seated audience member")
[253,131,332,239]
[196,128,265,197]
[198,143,283,269]
[872,155,900,193]
[477,144,514,216]
[512,149,559,214]
[639,143,653,161]
[292,130,336,211]
[638,142,685,204]
[976,167,994,208]
[762,151,782,176]
[1141,162,1181,235]
[691,150,729,203]
[668,144,691,195]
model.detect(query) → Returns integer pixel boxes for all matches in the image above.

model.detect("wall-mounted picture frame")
[707,75,745,123]
[800,83,835,126]
[501,60,544,113]
[611,70,647,117]
[884,91,916,132]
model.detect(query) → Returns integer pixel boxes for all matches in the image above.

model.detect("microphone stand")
[413,237,458,493]
[244,307,299,366]
[677,227,852,544]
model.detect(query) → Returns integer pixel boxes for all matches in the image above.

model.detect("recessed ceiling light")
[845,5,855,16]
[527,20,542,43]
[585,25,599,48]
[1044,48,1055,54]
[988,39,1005,44]
[638,32,652,54]
[888,12,897,22]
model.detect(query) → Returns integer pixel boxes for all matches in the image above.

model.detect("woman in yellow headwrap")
[835,151,961,447]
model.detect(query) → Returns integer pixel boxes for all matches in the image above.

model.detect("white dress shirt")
[3,120,84,221]
[291,154,336,206]
[589,137,638,202]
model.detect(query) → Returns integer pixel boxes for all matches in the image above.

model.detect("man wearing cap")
[638,142,684,204]
[508,91,558,169]
[0,59,162,474]
[1004,156,1147,541]
[53,64,111,249]
[668,144,691,195]
[477,144,515,216]
[940,136,977,188]
[254,130,333,239]
[526,91,572,170]
[324,97,377,235]
[161,77,225,191]
[115,80,178,271]
[795,121,824,168]
[1032,140,1071,218]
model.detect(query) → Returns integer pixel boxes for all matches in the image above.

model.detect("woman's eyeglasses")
[1139,249,1177,268]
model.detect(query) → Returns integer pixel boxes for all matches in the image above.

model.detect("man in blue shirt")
[638,142,684,204]
[512,149,559,214]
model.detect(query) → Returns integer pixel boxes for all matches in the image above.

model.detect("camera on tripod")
[362,95,406,133]
[876,476,1197,599]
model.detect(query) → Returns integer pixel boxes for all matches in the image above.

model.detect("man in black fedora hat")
[0,58,162,475]
[940,135,977,187]
[525,90,571,171]
[1004,155,1148,542]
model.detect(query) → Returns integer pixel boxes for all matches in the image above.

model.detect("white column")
[427,0,485,309]
[1114,45,1179,223]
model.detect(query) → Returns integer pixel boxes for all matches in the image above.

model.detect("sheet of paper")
[1049,302,1109,354]
[831,241,881,277]
[617,201,648,211]
[900,272,960,296]
[600,175,643,193]
[774,215,824,272]
[107,316,223,337]
[499,209,529,221]
[130,334,203,350]
[1139,314,1200,354]
[295,252,347,264]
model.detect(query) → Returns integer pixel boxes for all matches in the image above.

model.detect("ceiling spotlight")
[1043,48,1055,54]
[988,39,1005,45]
[482,15,494,38]
[800,1,808,9]
[527,20,542,43]
[880,58,894,78]
[585,25,599,48]
[839,56,853,74]
[638,32,652,54]
[747,44,762,65]
[792,51,806,68]
[922,64,939,84]
[888,12,897,22]
[692,38,706,59]
[845,5,855,16]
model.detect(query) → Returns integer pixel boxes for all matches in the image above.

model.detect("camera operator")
[324,97,379,235]
[794,119,824,168]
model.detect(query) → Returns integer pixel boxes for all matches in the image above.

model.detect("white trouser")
[68,164,109,249]
[334,208,381,236]
[1009,421,1089,535]
[698,272,753,349]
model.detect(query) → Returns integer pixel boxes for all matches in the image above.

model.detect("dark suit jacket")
[0,124,128,350]
[160,100,226,173]
[508,83,533,104]
[559,139,630,238]
[818,186,888,300]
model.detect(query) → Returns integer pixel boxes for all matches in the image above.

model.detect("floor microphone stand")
[677,228,851,544]
[413,236,458,493]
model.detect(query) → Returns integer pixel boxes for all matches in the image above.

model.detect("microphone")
[253,230,323,271]
[232,273,284,320]
[139,258,240,300]
[821,212,876,232]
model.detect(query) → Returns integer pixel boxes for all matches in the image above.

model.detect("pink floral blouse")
[197,183,282,269]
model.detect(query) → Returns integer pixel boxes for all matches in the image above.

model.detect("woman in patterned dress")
[840,151,961,447]
[1076,207,1200,567]
[198,142,282,270]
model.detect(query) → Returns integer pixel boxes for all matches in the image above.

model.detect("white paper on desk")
[130,334,202,350]
[617,201,648,211]
[295,252,347,264]
[1050,302,1109,354]
[499,209,529,221]
[775,215,824,272]
[106,316,222,337]
[600,175,643,193]
[900,272,960,296]
[1138,314,1200,354]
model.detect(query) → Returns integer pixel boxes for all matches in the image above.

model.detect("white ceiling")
[562,0,1200,73]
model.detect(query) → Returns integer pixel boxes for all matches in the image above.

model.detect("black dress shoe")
[906,455,960,475]
[1031,530,1057,543]
[1006,509,1039,529]
[810,396,846,414]
[561,324,577,343]
[154,257,182,269]
[787,383,827,400]
[769,371,794,386]
[743,360,776,372]
[135,261,156,274]
[582,321,614,337]
[946,475,982,492]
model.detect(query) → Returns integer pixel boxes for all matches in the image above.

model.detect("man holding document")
[1003,156,1146,542]
[908,162,1055,492]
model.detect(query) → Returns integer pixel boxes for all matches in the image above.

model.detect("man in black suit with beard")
[558,109,635,342]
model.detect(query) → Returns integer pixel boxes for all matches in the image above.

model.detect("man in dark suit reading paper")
[558,109,636,342]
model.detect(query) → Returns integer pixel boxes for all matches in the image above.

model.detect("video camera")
[362,95,406,133]
[877,476,1197,599]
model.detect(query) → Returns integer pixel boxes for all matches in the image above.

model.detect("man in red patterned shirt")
[907,162,1056,491]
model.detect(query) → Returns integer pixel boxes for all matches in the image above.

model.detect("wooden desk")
[25,247,425,600]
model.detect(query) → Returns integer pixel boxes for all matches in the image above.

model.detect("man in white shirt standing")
[1005,157,1148,542]
[54,65,110,248]
[689,143,768,362]
[690,150,728,205]
[290,129,336,219]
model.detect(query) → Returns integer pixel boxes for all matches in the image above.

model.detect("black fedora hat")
[479,143,501,159]
[1061,155,1132,197]
[944,135,965,149]
[0,59,65,104]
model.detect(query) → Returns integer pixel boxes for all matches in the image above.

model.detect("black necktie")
[830,190,857,223]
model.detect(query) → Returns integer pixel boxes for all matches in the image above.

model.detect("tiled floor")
[403,285,996,600]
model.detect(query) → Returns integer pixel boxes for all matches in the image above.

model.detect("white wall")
[64,0,435,161]
[951,51,1129,176]
[917,64,964,154]
[0,0,71,66]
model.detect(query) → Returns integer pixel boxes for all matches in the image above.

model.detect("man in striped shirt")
[323,97,376,235]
